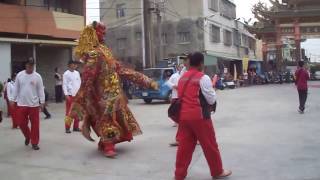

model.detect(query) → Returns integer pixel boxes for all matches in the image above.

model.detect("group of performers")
[0,21,231,179]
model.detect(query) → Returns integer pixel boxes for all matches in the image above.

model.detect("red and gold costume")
[66,22,156,157]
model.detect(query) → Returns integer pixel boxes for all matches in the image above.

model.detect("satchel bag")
[168,72,198,123]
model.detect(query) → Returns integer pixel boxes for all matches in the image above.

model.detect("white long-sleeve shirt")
[6,81,16,102]
[166,72,181,99]
[63,70,81,97]
[199,75,217,105]
[13,70,45,107]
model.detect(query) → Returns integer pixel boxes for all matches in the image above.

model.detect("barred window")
[116,4,126,18]
[211,25,221,43]
[178,32,191,43]
[223,30,232,46]
[209,0,219,11]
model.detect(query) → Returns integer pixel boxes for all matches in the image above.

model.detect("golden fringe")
[75,25,100,59]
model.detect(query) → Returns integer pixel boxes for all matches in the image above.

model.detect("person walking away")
[7,73,19,128]
[11,60,45,150]
[295,61,310,114]
[54,67,63,103]
[42,88,51,119]
[175,52,231,180]
[63,60,81,133]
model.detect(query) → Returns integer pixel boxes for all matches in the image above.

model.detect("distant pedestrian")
[174,52,231,180]
[42,88,51,119]
[0,81,3,123]
[11,60,45,150]
[63,60,81,133]
[295,61,310,114]
[7,73,19,129]
[54,67,63,103]
[3,78,11,117]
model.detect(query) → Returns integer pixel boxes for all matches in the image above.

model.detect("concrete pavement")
[0,82,320,180]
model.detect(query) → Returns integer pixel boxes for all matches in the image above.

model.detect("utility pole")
[155,3,163,64]
[143,0,155,68]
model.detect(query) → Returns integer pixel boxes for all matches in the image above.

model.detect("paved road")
[0,82,320,180]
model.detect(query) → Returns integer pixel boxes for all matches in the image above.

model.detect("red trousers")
[65,96,79,130]
[9,104,18,128]
[175,119,223,179]
[16,106,40,145]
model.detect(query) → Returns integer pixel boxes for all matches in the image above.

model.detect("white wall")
[0,42,11,110]
[0,43,11,83]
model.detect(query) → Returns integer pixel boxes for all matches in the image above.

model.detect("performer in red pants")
[175,52,231,180]
[63,60,81,133]
[11,60,45,150]
[64,95,79,132]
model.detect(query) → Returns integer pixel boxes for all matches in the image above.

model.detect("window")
[208,0,219,11]
[178,32,190,43]
[161,33,168,45]
[43,0,48,6]
[220,0,236,19]
[233,30,240,46]
[116,4,126,18]
[249,37,256,50]
[136,32,142,41]
[211,25,220,43]
[223,30,232,46]
[117,38,127,50]
[242,34,249,47]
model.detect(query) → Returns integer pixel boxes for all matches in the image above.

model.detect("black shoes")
[45,116,51,119]
[66,128,80,133]
[32,144,40,150]
[24,139,39,150]
[65,129,72,134]
[73,128,81,132]
[25,139,30,146]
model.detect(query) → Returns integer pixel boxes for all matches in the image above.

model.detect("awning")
[0,37,77,46]
[206,50,242,61]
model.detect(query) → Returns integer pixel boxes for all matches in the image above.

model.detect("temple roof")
[248,0,320,38]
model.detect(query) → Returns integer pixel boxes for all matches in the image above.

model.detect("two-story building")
[100,0,261,76]
[0,0,85,97]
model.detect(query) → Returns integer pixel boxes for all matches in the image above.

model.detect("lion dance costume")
[66,21,157,157]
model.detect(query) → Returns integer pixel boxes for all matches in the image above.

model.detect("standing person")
[295,61,310,114]
[168,54,191,147]
[0,81,3,123]
[167,64,184,145]
[7,73,18,128]
[212,74,218,88]
[175,52,231,180]
[167,64,184,100]
[63,60,81,133]
[42,88,51,119]
[11,60,45,150]
[180,54,191,76]
[3,78,11,117]
[54,67,63,103]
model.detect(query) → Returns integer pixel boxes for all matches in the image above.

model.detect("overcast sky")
[86,0,319,61]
